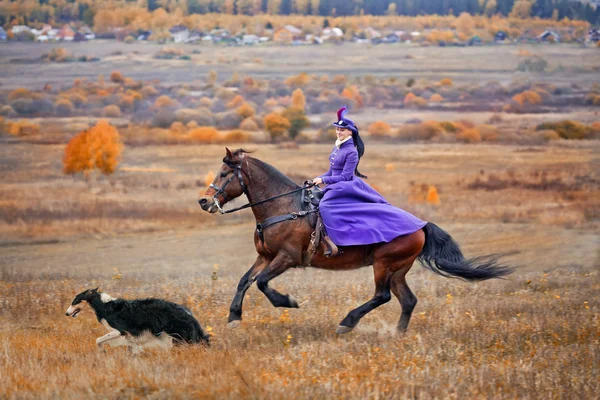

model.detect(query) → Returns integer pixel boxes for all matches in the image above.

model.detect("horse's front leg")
[255,252,299,309]
[228,255,269,326]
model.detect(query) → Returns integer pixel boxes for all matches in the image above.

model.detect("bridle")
[207,162,314,215]
[208,164,247,214]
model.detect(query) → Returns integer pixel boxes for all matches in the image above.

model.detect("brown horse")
[199,148,513,334]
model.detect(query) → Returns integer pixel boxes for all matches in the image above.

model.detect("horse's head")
[199,148,248,213]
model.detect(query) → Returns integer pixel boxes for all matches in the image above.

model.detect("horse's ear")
[225,147,233,160]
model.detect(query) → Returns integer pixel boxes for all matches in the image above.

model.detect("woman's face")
[336,127,352,141]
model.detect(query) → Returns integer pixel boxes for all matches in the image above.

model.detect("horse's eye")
[220,172,229,178]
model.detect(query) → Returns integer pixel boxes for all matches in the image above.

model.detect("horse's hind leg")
[391,269,418,333]
[255,252,298,309]
[336,262,392,334]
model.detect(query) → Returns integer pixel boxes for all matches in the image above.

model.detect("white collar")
[335,136,353,149]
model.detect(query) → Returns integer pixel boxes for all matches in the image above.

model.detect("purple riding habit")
[318,138,427,246]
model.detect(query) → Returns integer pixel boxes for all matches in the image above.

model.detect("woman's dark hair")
[352,128,367,179]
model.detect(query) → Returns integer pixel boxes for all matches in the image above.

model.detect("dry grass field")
[1,41,599,398]
[1,141,599,399]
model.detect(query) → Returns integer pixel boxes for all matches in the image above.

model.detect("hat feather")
[337,106,348,121]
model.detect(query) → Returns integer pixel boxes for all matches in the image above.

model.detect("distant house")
[322,27,344,40]
[73,32,87,42]
[468,35,483,46]
[57,25,75,41]
[242,34,260,45]
[186,30,204,43]
[79,26,95,40]
[365,27,382,40]
[588,28,600,43]
[169,25,189,43]
[137,30,152,41]
[0,27,7,41]
[383,33,400,43]
[538,30,560,42]
[494,31,508,42]
[273,25,302,43]
[11,25,32,35]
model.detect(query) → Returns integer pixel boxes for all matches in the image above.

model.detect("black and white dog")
[66,288,210,352]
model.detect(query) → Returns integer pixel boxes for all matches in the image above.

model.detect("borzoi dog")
[66,288,209,352]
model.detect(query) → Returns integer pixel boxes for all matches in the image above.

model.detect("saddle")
[301,184,339,264]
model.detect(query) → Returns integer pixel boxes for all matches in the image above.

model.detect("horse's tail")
[418,222,513,281]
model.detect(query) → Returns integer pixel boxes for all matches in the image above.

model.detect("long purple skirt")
[319,178,427,246]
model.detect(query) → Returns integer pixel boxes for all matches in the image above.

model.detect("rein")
[209,164,318,244]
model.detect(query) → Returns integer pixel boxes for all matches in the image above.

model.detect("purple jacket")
[319,138,358,185]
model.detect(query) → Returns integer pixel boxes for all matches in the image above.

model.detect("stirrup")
[322,236,339,258]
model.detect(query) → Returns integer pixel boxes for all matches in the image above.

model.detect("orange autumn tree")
[63,120,123,176]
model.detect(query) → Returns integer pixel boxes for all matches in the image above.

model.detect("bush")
[536,120,591,140]
[8,88,32,101]
[10,98,35,115]
[237,103,255,119]
[55,99,75,117]
[63,120,123,176]
[285,73,311,87]
[0,105,16,117]
[200,97,213,108]
[103,105,122,117]
[140,85,159,97]
[368,121,392,138]
[7,120,40,136]
[154,95,175,108]
[457,128,482,143]
[282,107,310,139]
[223,130,251,143]
[517,57,548,73]
[170,121,186,135]
[477,124,500,142]
[216,88,236,102]
[216,111,244,130]
[46,47,71,62]
[292,89,306,110]
[176,108,215,126]
[396,121,443,141]
[124,35,135,44]
[429,94,444,103]
[239,118,259,131]
[264,113,291,142]
[110,71,125,83]
[404,93,428,108]
[439,78,453,86]
[187,127,221,143]
[151,108,176,128]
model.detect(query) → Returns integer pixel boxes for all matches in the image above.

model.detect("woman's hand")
[312,177,324,185]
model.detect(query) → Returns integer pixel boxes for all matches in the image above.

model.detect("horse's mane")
[225,148,301,197]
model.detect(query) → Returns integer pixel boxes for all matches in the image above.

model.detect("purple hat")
[332,106,357,132]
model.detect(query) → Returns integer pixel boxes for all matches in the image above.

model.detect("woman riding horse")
[311,107,427,248]
[198,109,512,335]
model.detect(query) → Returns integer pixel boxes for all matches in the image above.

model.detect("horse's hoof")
[336,325,354,334]
[228,320,241,329]
[288,296,299,308]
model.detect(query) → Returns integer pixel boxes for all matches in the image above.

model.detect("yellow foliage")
[187,127,221,143]
[457,128,482,143]
[103,105,122,117]
[368,121,392,138]
[429,94,444,103]
[228,95,245,109]
[264,113,291,141]
[223,130,251,143]
[7,120,40,136]
[439,78,453,86]
[331,75,348,85]
[63,120,123,176]
[264,98,278,108]
[110,71,125,84]
[237,103,256,119]
[155,95,175,108]
[404,92,428,108]
[426,185,441,205]
[8,88,33,101]
[285,73,311,87]
[240,118,259,131]
[170,121,186,135]
[291,89,306,110]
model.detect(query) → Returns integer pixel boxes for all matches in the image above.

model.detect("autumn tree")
[63,120,123,177]
[291,88,306,110]
[282,107,309,139]
[264,113,291,142]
